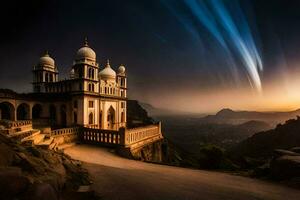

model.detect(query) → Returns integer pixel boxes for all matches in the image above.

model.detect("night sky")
[1,0,300,113]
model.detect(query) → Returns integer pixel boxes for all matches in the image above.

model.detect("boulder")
[273,149,300,157]
[270,155,300,180]
[0,167,30,199]
[0,143,15,166]
[290,147,300,154]
[29,183,59,200]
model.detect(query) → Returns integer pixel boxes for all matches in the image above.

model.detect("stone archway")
[0,102,15,121]
[17,103,30,120]
[107,106,115,129]
[49,104,56,125]
[60,105,67,127]
[32,104,43,119]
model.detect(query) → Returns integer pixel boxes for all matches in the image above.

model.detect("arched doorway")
[60,105,67,127]
[32,104,42,119]
[17,103,30,120]
[49,104,56,125]
[0,102,15,121]
[107,106,115,129]
[89,112,94,125]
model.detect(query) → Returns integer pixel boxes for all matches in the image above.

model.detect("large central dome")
[76,39,96,61]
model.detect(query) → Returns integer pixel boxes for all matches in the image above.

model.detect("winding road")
[65,145,300,200]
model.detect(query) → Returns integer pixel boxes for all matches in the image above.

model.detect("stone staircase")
[0,120,56,148]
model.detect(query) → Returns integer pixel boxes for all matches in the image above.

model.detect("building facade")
[0,40,127,130]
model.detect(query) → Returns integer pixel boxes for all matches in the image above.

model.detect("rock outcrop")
[127,100,155,128]
[230,117,300,159]
[0,132,96,200]
[270,149,300,180]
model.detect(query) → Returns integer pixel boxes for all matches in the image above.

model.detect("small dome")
[76,39,96,61]
[99,60,116,80]
[39,52,55,67]
[118,65,126,74]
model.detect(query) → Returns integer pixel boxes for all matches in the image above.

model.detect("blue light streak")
[163,0,263,92]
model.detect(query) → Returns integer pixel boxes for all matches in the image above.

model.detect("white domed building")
[31,39,127,130]
[32,52,59,92]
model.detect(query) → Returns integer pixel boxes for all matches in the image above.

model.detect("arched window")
[121,112,125,123]
[17,103,30,120]
[88,68,92,78]
[0,102,15,120]
[88,84,91,91]
[32,104,43,119]
[92,84,94,92]
[107,106,115,129]
[45,73,49,82]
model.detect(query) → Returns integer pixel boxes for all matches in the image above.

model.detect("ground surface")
[65,145,300,200]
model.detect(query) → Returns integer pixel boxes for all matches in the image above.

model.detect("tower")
[117,64,127,98]
[32,51,58,93]
[117,64,127,127]
[71,39,99,127]
[71,38,99,93]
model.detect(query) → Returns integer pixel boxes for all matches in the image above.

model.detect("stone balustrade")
[0,119,32,129]
[9,129,37,141]
[81,128,123,146]
[47,122,163,150]
[125,123,161,145]
[51,127,81,137]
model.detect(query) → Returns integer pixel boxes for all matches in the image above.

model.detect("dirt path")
[65,145,300,200]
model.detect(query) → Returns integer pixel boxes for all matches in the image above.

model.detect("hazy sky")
[1,0,300,113]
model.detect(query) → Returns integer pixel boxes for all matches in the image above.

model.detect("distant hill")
[201,108,300,127]
[231,117,300,159]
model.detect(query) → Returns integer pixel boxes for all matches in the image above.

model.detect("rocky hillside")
[127,100,155,128]
[0,133,98,200]
[231,117,300,159]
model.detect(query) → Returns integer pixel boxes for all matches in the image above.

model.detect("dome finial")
[44,50,49,56]
[106,59,110,67]
[84,37,88,47]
